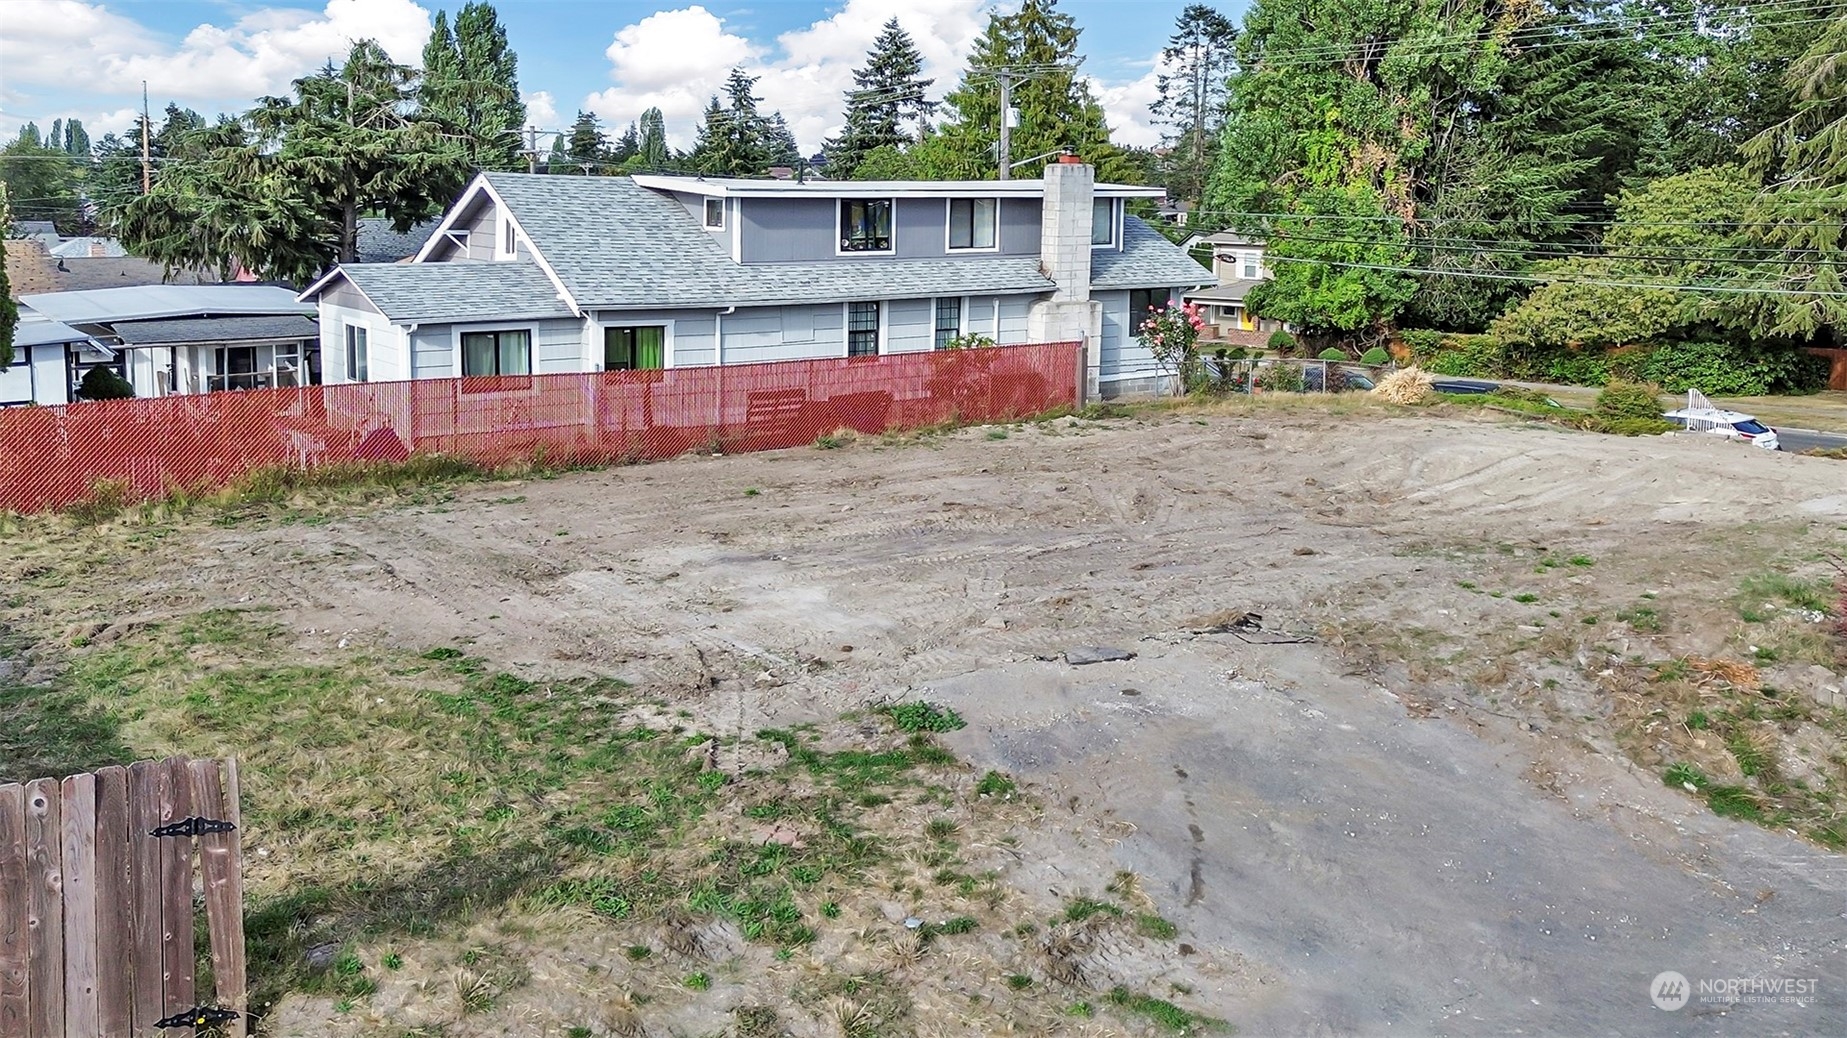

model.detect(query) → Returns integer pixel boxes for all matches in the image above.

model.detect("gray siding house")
[300,162,1211,398]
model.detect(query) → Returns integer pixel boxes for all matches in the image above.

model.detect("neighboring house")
[299,161,1211,398]
[10,221,62,245]
[17,285,318,401]
[1184,230,1284,346]
[1,310,107,407]
[354,218,438,265]
[47,237,130,259]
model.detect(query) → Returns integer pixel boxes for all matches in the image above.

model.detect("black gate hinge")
[149,816,237,838]
[156,1006,240,1029]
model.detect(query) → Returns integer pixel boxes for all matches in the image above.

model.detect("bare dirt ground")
[8,407,1847,1036]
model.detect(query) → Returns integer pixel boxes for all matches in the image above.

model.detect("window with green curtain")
[461,329,531,376]
[605,326,667,370]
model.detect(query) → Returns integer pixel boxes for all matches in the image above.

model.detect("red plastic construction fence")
[0,341,1082,514]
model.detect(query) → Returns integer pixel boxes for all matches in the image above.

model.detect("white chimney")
[1030,156,1104,401]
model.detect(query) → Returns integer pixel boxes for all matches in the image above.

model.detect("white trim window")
[344,324,369,383]
[497,216,517,260]
[460,328,532,382]
[1241,252,1260,279]
[839,199,894,254]
[847,301,881,356]
[703,198,725,230]
[947,197,997,251]
[933,297,962,349]
[1090,198,1117,247]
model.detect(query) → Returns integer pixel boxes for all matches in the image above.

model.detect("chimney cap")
[1056,146,1082,164]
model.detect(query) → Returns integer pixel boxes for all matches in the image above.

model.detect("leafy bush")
[885,701,966,733]
[1266,329,1295,353]
[77,366,135,401]
[1595,416,1675,436]
[1638,340,1827,396]
[1316,347,1347,361]
[940,332,996,351]
[1403,331,1503,377]
[1540,351,1611,387]
[1594,381,1665,423]
[1255,362,1306,392]
[1359,347,1391,366]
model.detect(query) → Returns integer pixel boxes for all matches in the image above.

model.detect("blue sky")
[0,0,1250,152]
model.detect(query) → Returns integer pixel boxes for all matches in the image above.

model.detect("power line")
[1187,207,1847,229]
[1258,253,1847,297]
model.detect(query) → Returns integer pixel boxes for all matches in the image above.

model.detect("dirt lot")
[5,406,1846,1036]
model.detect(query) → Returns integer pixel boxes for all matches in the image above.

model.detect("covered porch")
[114,315,322,396]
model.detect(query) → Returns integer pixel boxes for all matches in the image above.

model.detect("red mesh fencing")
[0,342,1081,514]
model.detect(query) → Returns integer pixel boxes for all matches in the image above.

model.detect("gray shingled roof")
[482,173,1055,308]
[1090,217,1214,290]
[336,261,574,323]
[354,218,437,264]
[114,315,319,346]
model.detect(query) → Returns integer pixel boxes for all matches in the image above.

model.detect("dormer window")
[1090,198,1116,247]
[839,199,894,253]
[1241,253,1260,279]
[704,198,724,229]
[948,198,997,251]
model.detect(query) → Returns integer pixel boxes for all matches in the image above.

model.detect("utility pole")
[997,72,1015,181]
[140,81,152,193]
[527,126,538,173]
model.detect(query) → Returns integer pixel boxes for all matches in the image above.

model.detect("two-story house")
[1183,230,1283,345]
[298,160,1211,399]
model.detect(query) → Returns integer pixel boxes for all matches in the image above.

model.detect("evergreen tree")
[823,18,934,178]
[111,40,465,283]
[691,68,770,176]
[612,121,640,164]
[565,110,607,171]
[1738,10,1847,341]
[0,238,16,372]
[419,1,526,176]
[1150,5,1236,206]
[763,113,802,168]
[63,119,90,157]
[48,120,63,155]
[918,0,1131,181]
[92,105,203,213]
[0,126,81,230]
[636,107,669,170]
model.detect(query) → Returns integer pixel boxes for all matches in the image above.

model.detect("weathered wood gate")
[0,757,246,1037]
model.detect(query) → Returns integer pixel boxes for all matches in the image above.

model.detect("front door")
[604,326,666,371]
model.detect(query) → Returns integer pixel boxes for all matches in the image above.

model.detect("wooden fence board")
[126,761,162,1036]
[58,773,99,1038]
[0,783,28,1038]
[23,778,62,1038]
[157,759,194,1025]
[187,760,245,1037]
[92,766,132,1038]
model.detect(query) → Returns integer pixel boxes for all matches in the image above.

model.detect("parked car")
[1430,378,1501,395]
[1303,366,1377,392]
[1661,407,1781,451]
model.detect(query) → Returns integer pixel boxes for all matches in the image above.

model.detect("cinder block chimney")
[1029,155,1104,402]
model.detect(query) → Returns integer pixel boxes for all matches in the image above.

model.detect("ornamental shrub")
[1317,347,1347,361]
[1593,380,1664,423]
[1639,340,1827,396]
[78,366,135,401]
[1266,329,1295,353]
[1359,347,1391,366]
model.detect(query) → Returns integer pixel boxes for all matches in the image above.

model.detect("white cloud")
[585,0,988,153]
[1087,54,1169,150]
[523,90,560,131]
[0,0,432,122]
